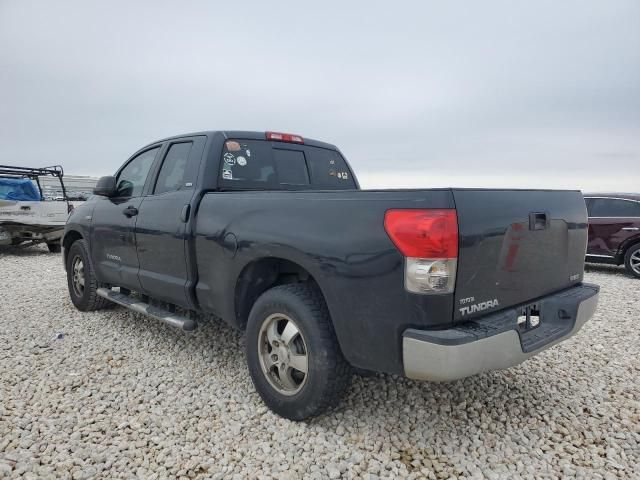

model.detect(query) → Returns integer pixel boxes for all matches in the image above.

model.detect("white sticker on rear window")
[223,153,236,165]
[222,169,233,180]
[237,156,247,166]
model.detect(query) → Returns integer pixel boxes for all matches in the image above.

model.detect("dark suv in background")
[584,193,640,278]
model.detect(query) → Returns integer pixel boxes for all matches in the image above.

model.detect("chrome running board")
[96,288,198,332]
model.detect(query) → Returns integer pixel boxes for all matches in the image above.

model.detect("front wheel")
[624,244,640,278]
[245,284,352,420]
[66,240,110,311]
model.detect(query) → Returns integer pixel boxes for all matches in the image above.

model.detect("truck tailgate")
[452,189,588,322]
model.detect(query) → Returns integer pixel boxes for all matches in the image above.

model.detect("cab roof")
[145,131,339,152]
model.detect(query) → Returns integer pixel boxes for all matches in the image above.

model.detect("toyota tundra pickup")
[63,131,599,420]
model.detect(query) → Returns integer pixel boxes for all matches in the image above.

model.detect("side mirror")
[93,176,117,197]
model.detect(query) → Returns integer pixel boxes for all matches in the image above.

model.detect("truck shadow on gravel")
[89,301,571,435]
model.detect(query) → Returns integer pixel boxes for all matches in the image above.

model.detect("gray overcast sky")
[1,0,638,191]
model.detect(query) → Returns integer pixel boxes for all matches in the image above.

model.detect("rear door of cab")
[134,136,206,308]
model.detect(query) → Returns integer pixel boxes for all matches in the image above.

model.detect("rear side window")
[154,142,192,194]
[589,198,640,217]
[218,139,355,190]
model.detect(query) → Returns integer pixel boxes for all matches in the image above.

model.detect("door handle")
[622,227,639,231]
[180,204,190,223]
[123,205,139,218]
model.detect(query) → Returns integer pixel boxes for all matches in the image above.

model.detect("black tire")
[624,243,640,278]
[246,283,352,420]
[66,239,110,311]
[47,243,61,253]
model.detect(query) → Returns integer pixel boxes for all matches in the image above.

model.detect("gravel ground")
[0,246,638,479]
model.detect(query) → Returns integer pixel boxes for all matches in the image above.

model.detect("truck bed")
[192,187,588,374]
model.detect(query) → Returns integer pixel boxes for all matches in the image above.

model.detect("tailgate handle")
[529,212,548,230]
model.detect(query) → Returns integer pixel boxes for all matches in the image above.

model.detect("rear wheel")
[66,240,110,311]
[246,284,352,420]
[624,244,640,278]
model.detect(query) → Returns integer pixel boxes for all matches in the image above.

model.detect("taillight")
[265,131,304,144]
[384,209,458,294]
[384,209,458,258]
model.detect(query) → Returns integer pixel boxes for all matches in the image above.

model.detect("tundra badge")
[459,298,499,316]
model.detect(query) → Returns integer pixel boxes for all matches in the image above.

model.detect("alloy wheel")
[71,256,85,297]
[630,250,640,275]
[257,313,309,396]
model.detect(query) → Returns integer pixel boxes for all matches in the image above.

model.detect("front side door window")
[116,147,159,198]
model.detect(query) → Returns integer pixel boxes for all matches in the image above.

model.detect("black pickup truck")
[63,131,599,420]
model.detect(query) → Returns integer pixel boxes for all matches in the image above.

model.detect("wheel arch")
[620,235,640,256]
[622,238,640,276]
[62,230,84,268]
[233,257,332,331]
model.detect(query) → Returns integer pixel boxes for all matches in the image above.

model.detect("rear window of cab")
[218,139,355,190]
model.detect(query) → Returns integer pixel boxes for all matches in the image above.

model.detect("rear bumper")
[403,283,599,381]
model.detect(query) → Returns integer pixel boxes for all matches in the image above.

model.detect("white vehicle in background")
[0,165,72,253]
